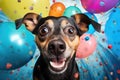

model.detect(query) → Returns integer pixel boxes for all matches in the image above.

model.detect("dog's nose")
[48,40,66,55]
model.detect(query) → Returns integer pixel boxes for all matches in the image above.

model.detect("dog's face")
[36,17,80,74]
[15,13,101,74]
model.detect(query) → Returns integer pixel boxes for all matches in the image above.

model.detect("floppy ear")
[90,19,101,32]
[15,13,41,34]
[72,13,101,35]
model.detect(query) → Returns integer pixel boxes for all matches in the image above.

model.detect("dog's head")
[15,13,101,74]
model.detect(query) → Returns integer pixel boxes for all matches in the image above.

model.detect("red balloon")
[76,34,97,58]
[49,2,65,17]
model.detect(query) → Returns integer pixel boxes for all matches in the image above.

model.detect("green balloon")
[63,6,81,17]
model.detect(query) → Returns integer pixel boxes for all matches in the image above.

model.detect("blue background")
[0,0,120,80]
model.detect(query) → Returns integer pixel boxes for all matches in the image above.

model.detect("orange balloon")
[49,2,65,17]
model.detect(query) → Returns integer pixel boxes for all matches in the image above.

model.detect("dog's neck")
[33,53,79,80]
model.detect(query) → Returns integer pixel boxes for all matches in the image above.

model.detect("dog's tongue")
[50,58,66,69]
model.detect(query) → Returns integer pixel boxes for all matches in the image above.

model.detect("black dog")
[15,13,101,80]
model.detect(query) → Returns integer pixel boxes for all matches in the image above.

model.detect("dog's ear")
[90,19,101,32]
[72,13,101,35]
[15,13,42,34]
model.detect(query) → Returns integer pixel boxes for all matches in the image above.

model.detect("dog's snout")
[48,40,66,55]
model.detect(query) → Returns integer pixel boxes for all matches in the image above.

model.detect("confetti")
[74,72,79,79]
[10,70,14,74]
[117,69,120,74]
[113,20,117,25]
[45,6,48,9]
[85,36,90,41]
[110,72,113,75]
[100,1,105,6]
[83,69,88,72]
[113,9,116,12]
[116,78,119,80]
[14,10,17,14]
[29,6,34,10]
[104,76,108,80]
[102,38,106,42]
[29,50,33,55]
[99,62,103,66]
[18,0,21,3]
[24,7,27,10]
[108,44,112,49]
[101,31,104,34]
[96,58,98,62]
[6,63,12,69]
[52,0,56,3]
[17,68,20,71]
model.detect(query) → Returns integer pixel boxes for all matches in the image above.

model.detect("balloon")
[0,22,36,70]
[81,0,119,13]
[63,6,81,17]
[0,50,40,80]
[0,61,34,80]
[49,2,65,17]
[84,12,98,34]
[105,8,120,58]
[0,0,50,20]
[76,33,97,58]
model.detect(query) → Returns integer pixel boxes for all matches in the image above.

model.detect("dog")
[15,13,101,80]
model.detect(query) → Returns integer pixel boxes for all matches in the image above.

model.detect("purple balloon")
[81,0,119,13]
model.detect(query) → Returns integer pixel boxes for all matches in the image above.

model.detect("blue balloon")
[0,48,40,80]
[105,8,120,58]
[84,12,98,34]
[0,22,36,70]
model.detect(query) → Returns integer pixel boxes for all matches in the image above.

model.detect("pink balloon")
[81,0,119,13]
[76,34,97,58]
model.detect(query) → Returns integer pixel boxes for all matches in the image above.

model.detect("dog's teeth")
[50,61,65,69]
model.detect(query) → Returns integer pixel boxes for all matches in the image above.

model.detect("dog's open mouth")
[49,58,67,72]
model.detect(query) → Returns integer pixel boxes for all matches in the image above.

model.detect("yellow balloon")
[0,0,50,20]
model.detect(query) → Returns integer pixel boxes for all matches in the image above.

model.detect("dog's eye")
[39,27,49,36]
[64,26,76,36]
[68,28,74,34]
